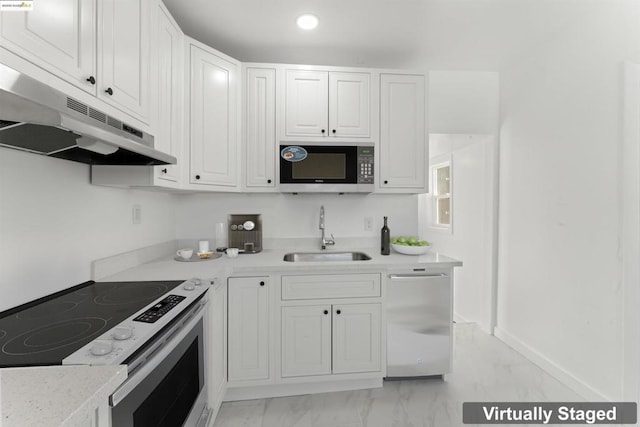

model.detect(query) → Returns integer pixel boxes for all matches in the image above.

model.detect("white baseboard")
[223,378,382,402]
[453,312,471,324]
[454,314,492,335]
[494,327,609,401]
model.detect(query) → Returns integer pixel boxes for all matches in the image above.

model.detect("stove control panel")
[133,295,186,323]
[63,278,211,366]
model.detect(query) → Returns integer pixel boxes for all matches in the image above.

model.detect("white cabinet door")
[329,72,370,138]
[281,305,332,378]
[332,304,381,374]
[209,282,227,413]
[98,0,150,120]
[228,277,269,381]
[0,0,96,94]
[189,43,239,187]
[379,74,426,190]
[154,3,182,184]
[285,70,328,137]
[245,68,276,189]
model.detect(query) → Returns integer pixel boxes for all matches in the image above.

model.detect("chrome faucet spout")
[319,205,335,250]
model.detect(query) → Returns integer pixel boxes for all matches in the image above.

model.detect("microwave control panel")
[357,146,375,184]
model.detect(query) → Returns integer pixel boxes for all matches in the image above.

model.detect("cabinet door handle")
[267,179,272,184]
[105,87,114,96]
[86,76,96,85]
[321,129,326,134]
[161,168,168,174]
[336,309,341,315]
[195,174,201,180]
[259,281,265,286]
[323,310,329,315]
[332,129,336,134]
[384,180,388,184]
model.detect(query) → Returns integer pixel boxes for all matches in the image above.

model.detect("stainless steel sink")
[283,251,372,262]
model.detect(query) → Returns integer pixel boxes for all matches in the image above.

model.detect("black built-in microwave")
[279,143,374,193]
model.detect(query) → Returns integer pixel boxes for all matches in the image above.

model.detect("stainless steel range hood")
[0,63,176,165]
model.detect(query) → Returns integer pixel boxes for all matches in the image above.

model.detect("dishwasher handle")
[389,273,448,279]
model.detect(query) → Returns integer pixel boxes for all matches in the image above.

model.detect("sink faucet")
[319,205,335,250]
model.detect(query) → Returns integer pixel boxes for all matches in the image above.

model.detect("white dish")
[391,243,432,255]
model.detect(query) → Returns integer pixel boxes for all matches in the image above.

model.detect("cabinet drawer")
[281,274,381,300]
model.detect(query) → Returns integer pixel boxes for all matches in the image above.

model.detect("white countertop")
[102,247,462,282]
[0,365,127,427]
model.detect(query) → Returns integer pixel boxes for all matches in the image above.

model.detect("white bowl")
[391,243,432,255]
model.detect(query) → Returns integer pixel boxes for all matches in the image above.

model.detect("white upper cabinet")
[188,40,239,189]
[154,2,183,185]
[328,72,370,138]
[98,0,150,121]
[0,0,151,123]
[284,69,370,139]
[285,70,328,137]
[245,67,276,190]
[0,0,96,91]
[379,73,427,192]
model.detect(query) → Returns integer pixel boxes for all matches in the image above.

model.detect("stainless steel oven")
[0,278,213,426]
[110,296,210,426]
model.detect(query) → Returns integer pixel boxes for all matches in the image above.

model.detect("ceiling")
[162,0,588,70]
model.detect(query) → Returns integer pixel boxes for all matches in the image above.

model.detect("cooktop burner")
[0,280,183,367]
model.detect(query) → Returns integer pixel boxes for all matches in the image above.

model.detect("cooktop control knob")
[90,340,113,356]
[243,220,255,231]
[190,278,202,286]
[183,282,196,291]
[112,326,133,340]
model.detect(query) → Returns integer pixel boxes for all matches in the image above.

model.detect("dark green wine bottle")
[381,216,390,255]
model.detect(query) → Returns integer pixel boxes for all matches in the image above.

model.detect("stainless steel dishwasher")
[386,270,452,379]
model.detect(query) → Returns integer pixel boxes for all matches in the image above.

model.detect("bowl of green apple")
[391,236,431,255]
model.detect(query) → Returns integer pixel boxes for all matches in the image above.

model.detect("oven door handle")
[110,299,207,406]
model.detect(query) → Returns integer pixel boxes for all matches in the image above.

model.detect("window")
[431,161,451,229]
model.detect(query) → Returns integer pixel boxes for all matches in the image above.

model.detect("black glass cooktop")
[0,280,184,367]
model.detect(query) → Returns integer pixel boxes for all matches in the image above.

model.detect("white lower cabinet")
[208,281,227,418]
[227,276,270,382]
[332,303,381,374]
[281,305,332,377]
[223,272,384,403]
[281,303,381,378]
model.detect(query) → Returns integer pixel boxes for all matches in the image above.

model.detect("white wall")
[420,135,496,333]
[428,71,499,135]
[496,0,640,400]
[0,149,176,312]
[174,193,419,248]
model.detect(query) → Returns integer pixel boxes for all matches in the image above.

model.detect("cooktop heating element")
[0,280,185,367]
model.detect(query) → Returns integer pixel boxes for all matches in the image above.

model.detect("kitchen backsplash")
[174,192,420,247]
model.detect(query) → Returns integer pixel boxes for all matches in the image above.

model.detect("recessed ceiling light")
[297,14,319,30]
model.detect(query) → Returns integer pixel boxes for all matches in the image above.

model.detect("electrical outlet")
[132,205,142,224]
[364,216,373,231]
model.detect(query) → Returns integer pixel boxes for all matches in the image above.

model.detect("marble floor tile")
[214,323,583,427]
